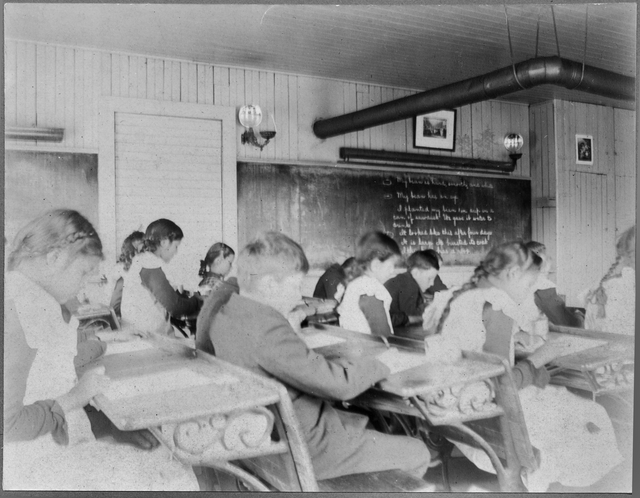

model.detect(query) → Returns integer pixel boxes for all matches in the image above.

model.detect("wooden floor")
[422,455,632,493]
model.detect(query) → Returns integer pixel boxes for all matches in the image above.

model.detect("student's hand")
[514,331,546,354]
[111,427,160,451]
[57,365,110,412]
[407,315,423,325]
[287,309,308,333]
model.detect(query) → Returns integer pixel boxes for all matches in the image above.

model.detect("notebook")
[302,333,347,350]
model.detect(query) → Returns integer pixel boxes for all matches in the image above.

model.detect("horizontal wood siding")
[6,39,531,169]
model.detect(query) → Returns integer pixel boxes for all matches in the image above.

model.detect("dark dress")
[313,264,345,300]
[534,288,583,327]
[384,272,424,327]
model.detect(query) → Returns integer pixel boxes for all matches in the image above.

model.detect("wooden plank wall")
[613,108,637,235]
[529,101,558,283]
[5,39,530,174]
[530,101,636,306]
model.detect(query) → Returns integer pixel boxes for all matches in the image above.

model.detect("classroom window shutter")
[113,112,223,288]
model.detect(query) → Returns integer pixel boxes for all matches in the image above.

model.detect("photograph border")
[414,110,456,151]
[576,134,594,165]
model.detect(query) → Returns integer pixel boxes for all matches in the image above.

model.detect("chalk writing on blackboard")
[238,163,531,268]
[386,175,503,258]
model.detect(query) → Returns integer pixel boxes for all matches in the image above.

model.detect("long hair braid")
[585,255,622,319]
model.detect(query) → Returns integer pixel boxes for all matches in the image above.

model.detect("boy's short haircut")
[407,249,440,271]
[237,231,309,291]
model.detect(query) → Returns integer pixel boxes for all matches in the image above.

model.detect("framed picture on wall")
[414,110,456,150]
[576,134,594,165]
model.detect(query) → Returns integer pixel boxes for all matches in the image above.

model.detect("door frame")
[98,97,237,263]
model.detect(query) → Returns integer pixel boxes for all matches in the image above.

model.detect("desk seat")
[318,469,435,492]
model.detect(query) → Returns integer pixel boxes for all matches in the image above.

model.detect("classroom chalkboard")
[5,151,99,245]
[237,162,531,269]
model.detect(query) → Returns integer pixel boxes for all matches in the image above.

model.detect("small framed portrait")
[576,134,594,165]
[414,110,456,150]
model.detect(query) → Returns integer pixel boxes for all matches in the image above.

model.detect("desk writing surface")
[379,358,505,398]
[89,341,282,431]
[549,333,634,370]
[516,332,607,363]
[301,325,505,398]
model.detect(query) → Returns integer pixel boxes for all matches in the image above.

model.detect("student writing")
[385,249,442,328]
[108,230,144,318]
[3,209,197,490]
[121,218,202,336]
[197,242,238,296]
[337,232,400,337]
[523,240,583,328]
[423,241,622,492]
[200,231,431,480]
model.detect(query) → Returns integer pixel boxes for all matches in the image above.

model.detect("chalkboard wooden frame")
[238,162,531,270]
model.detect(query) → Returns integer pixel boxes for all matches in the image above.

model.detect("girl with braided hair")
[4,209,197,490]
[421,241,622,491]
[582,225,635,334]
[121,219,203,337]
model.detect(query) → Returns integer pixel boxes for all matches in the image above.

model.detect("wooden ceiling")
[5,3,637,110]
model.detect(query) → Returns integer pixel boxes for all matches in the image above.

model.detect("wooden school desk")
[79,335,319,491]
[542,325,634,398]
[300,324,535,491]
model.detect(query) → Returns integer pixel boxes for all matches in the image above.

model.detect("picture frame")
[414,110,456,150]
[576,134,594,165]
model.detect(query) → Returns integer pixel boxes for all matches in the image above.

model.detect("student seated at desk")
[108,230,144,319]
[423,249,448,304]
[423,241,622,492]
[582,225,635,335]
[121,219,202,337]
[313,257,354,301]
[385,249,442,328]
[4,209,197,491]
[338,232,401,337]
[197,242,238,296]
[522,241,583,328]
[201,231,431,480]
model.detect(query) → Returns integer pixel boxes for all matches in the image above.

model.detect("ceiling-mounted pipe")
[313,56,635,139]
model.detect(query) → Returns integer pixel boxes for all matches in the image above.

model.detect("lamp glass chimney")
[239,105,263,128]
[504,133,524,153]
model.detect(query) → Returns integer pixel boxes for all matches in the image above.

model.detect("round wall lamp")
[504,133,523,167]
[239,104,276,151]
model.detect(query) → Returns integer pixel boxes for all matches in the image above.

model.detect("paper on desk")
[103,368,239,401]
[547,334,607,359]
[376,348,429,375]
[104,339,155,356]
[302,333,346,349]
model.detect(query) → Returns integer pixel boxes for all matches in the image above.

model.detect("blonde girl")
[4,209,197,490]
[424,241,621,491]
[583,225,635,334]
